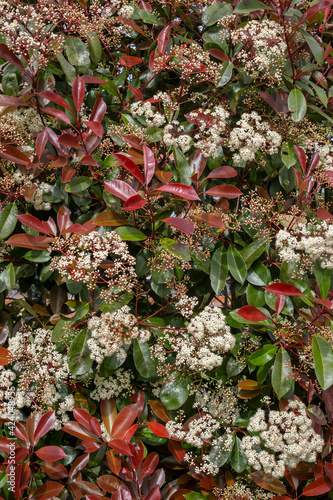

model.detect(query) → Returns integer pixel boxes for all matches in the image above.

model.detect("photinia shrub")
[1,0,333,499]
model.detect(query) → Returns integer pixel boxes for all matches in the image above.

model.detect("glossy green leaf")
[312,335,333,390]
[246,284,265,306]
[65,176,93,193]
[57,53,76,82]
[160,238,191,261]
[132,8,163,25]
[288,89,307,122]
[229,437,248,473]
[0,203,18,240]
[208,433,234,467]
[314,259,330,299]
[65,37,91,73]
[2,64,19,96]
[227,246,247,284]
[240,237,267,269]
[115,226,147,241]
[234,0,273,13]
[3,263,15,290]
[87,32,102,65]
[217,62,234,87]
[173,147,192,186]
[202,3,232,25]
[250,345,278,366]
[210,247,228,294]
[133,339,155,378]
[272,348,294,398]
[299,28,324,66]
[160,376,189,410]
[68,329,93,376]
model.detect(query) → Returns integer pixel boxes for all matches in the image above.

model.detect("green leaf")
[65,176,93,194]
[68,329,93,376]
[312,335,333,390]
[99,350,127,377]
[132,8,163,25]
[288,89,307,122]
[280,142,297,169]
[210,247,228,294]
[0,203,18,240]
[208,433,234,467]
[314,260,330,299]
[307,103,333,124]
[217,62,234,87]
[2,64,19,96]
[133,339,155,378]
[240,237,267,268]
[246,284,265,307]
[202,3,233,26]
[247,260,270,286]
[52,319,72,342]
[234,0,273,13]
[3,263,15,290]
[23,250,51,263]
[65,37,91,73]
[184,493,207,500]
[229,437,248,473]
[299,28,323,66]
[87,32,102,65]
[250,345,278,366]
[272,348,294,398]
[160,238,191,261]
[57,53,76,83]
[115,226,147,241]
[227,246,247,284]
[173,147,192,186]
[160,375,189,410]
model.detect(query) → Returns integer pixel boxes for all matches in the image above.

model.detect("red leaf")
[145,486,161,500]
[324,462,333,482]
[62,165,76,183]
[105,180,137,201]
[108,439,133,455]
[16,215,49,236]
[97,475,127,493]
[58,133,82,149]
[302,476,333,496]
[236,305,268,322]
[208,48,229,61]
[111,489,132,500]
[111,404,138,439]
[318,207,333,220]
[43,107,72,125]
[81,154,99,166]
[31,481,64,500]
[0,44,24,69]
[0,145,30,165]
[206,184,242,198]
[0,347,12,366]
[84,121,104,138]
[308,152,320,173]
[0,436,13,452]
[6,234,51,250]
[207,166,237,179]
[250,471,287,495]
[82,441,101,453]
[192,149,207,179]
[0,95,29,107]
[119,56,143,67]
[154,183,200,201]
[143,144,155,185]
[294,145,307,173]
[146,422,169,438]
[192,213,224,229]
[63,421,99,441]
[168,441,185,463]
[81,75,107,85]
[141,452,159,478]
[72,75,85,112]
[259,92,281,113]
[298,0,333,24]
[158,24,171,54]
[114,153,143,183]
[162,217,194,234]
[35,446,67,461]
[40,461,68,479]
[34,411,56,445]
[123,194,146,210]
[264,283,304,296]
[275,295,286,315]
[149,49,155,71]
[89,418,102,437]
[119,424,138,442]
[36,128,48,160]
[127,86,143,101]
[38,91,73,111]
[107,450,121,475]
[101,398,117,437]
[69,454,90,479]
[73,409,94,430]
[149,400,172,423]
[90,98,107,123]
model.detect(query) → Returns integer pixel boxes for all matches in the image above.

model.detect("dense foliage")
[1,0,333,498]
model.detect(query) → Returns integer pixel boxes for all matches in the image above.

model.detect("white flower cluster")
[51,231,137,295]
[230,20,288,82]
[166,413,220,448]
[276,220,333,269]
[87,306,151,364]
[30,182,52,211]
[6,327,71,414]
[163,307,235,372]
[193,382,239,424]
[90,368,133,400]
[130,101,166,128]
[229,111,282,164]
[0,367,19,421]
[187,105,230,158]
[214,481,274,500]
[175,294,199,319]
[163,121,192,153]
[241,401,324,478]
